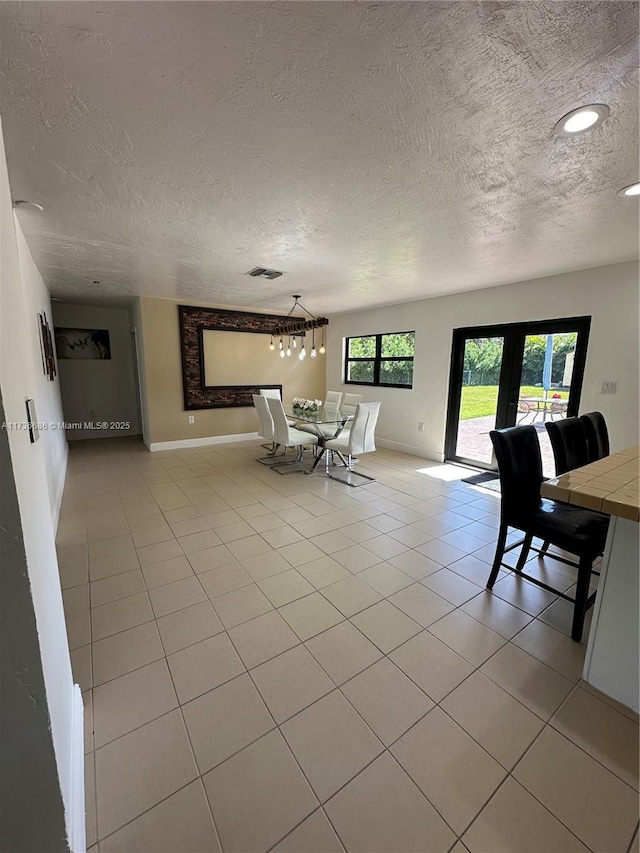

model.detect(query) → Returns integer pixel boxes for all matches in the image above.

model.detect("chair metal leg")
[271,444,313,475]
[324,449,377,486]
[487,522,508,589]
[256,445,290,466]
[539,540,551,556]
[514,532,534,573]
[571,554,593,642]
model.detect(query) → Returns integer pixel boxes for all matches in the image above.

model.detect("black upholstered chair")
[545,417,590,476]
[487,425,609,642]
[580,411,610,463]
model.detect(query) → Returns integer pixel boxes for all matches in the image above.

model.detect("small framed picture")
[38,312,57,380]
[25,398,39,443]
[55,327,111,360]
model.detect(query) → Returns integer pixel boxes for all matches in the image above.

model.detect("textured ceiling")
[1,1,638,314]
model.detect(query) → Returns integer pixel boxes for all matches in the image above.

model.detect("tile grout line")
[59,439,633,853]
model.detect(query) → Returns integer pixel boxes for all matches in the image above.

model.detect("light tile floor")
[57,438,639,853]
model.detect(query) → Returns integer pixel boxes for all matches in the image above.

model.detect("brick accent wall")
[179,304,292,409]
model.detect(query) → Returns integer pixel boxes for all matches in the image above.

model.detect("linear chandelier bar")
[271,316,329,337]
[271,295,328,360]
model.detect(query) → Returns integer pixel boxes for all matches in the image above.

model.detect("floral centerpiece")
[292,397,322,416]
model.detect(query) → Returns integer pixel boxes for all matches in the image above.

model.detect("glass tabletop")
[285,406,353,425]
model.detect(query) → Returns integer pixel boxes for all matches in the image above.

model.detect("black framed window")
[344,331,414,388]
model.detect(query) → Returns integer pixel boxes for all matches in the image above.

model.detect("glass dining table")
[285,406,354,474]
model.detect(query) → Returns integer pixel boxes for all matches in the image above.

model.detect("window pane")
[347,360,375,383]
[348,336,376,358]
[380,359,413,386]
[381,332,414,357]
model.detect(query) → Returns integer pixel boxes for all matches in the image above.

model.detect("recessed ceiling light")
[553,104,610,137]
[617,182,640,198]
[12,199,44,211]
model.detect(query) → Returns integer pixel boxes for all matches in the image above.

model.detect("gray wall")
[53,304,141,441]
[0,389,69,853]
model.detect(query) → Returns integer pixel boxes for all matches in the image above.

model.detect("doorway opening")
[444,317,591,478]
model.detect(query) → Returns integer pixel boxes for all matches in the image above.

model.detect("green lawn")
[460,385,569,420]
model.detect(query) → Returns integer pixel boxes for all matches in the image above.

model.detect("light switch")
[600,381,617,394]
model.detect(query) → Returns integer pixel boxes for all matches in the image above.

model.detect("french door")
[445,317,591,477]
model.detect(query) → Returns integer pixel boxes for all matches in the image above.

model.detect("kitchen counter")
[542,445,639,712]
[541,444,639,520]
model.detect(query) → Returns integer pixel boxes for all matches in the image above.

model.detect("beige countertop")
[541,445,640,522]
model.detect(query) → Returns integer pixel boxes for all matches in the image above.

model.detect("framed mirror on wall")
[201,330,292,388]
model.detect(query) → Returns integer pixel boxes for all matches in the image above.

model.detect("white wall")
[53,303,141,441]
[0,119,78,847]
[15,225,68,527]
[327,261,639,459]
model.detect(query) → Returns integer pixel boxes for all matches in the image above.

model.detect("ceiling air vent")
[246,267,284,280]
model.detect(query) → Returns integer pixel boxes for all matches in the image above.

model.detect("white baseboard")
[67,684,85,853]
[52,442,69,532]
[148,432,260,452]
[376,437,443,462]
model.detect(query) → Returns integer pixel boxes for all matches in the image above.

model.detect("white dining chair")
[337,392,363,434]
[298,390,345,439]
[253,393,274,451]
[324,390,344,415]
[324,402,381,485]
[319,390,346,436]
[260,387,296,424]
[341,393,362,416]
[266,396,318,474]
[252,394,290,466]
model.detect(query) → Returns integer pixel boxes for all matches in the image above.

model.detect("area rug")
[461,471,499,485]
[461,472,501,492]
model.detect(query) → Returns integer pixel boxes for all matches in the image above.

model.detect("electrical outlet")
[600,381,617,395]
[418,422,425,433]
[188,415,195,424]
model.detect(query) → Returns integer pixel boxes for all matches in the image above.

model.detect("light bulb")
[299,351,304,361]
[563,110,599,133]
[300,346,306,359]
[292,337,297,348]
[279,349,285,359]
[279,340,283,350]
[319,345,326,354]
[310,347,317,359]
[269,342,275,351]
[286,347,292,357]
[554,104,609,137]
[618,182,640,197]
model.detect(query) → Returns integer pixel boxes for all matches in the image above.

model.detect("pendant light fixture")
[268,295,329,361]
